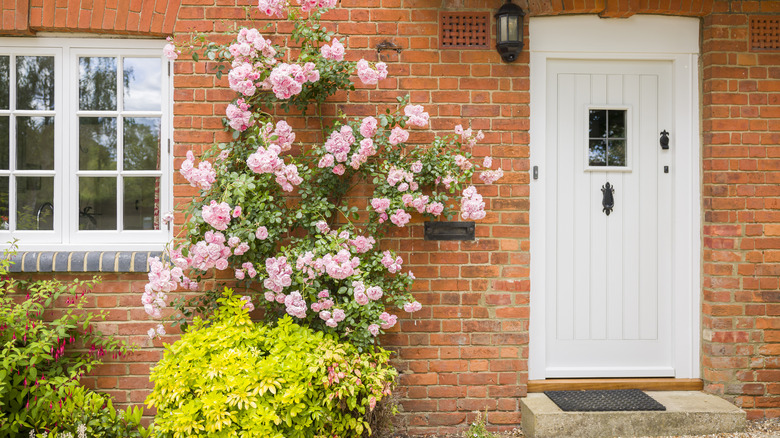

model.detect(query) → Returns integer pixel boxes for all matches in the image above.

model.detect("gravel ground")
[470,417,780,438]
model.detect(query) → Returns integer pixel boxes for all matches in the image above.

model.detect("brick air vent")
[439,11,490,49]
[750,16,780,51]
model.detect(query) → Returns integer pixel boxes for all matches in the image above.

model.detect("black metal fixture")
[376,41,402,56]
[495,0,525,63]
[660,130,670,150]
[601,182,615,216]
[424,221,475,241]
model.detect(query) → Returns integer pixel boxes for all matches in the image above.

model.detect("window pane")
[123,177,159,230]
[608,140,627,167]
[17,116,54,170]
[608,110,626,138]
[16,56,54,111]
[0,56,8,109]
[589,139,607,166]
[79,117,117,170]
[16,177,53,230]
[589,110,606,139]
[124,117,160,170]
[79,57,117,111]
[0,177,7,230]
[79,177,117,230]
[123,58,161,111]
[0,116,7,169]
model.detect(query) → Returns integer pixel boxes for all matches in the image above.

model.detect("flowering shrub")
[151,0,502,349]
[146,290,396,437]
[0,245,135,436]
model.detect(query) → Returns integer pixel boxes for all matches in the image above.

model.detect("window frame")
[584,104,633,173]
[0,37,172,251]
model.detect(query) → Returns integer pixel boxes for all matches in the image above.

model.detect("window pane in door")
[17,117,54,170]
[79,57,117,111]
[123,118,160,170]
[608,110,626,138]
[589,139,607,166]
[589,110,606,138]
[0,177,8,230]
[123,58,161,111]
[608,140,626,167]
[123,177,159,230]
[16,56,54,111]
[79,177,117,230]
[16,177,53,230]
[79,117,117,170]
[0,56,8,109]
[0,116,8,170]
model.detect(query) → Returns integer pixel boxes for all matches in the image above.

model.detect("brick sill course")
[9,251,162,273]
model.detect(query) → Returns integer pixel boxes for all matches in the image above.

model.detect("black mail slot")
[423,221,475,241]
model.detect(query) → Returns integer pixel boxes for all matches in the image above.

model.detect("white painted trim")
[529,15,701,380]
[0,37,172,251]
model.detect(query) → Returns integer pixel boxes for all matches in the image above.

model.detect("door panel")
[545,59,674,377]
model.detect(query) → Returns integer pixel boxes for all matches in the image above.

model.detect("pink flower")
[264,256,293,293]
[147,327,157,339]
[404,104,429,127]
[381,251,403,273]
[404,301,422,313]
[379,312,397,329]
[480,167,504,184]
[228,62,260,96]
[284,291,307,318]
[320,38,345,61]
[354,290,369,305]
[319,310,332,321]
[411,161,423,173]
[483,156,492,168]
[315,221,330,233]
[349,235,375,253]
[368,324,380,336]
[426,201,444,216]
[234,242,250,255]
[366,286,383,300]
[181,151,217,191]
[397,182,409,192]
[325,318,338,328]
[241,295,255,312]
[258,0,288,17]
[215,259,228,270]
[202,201,232,230]
[455,154,473,171]
[162,211,174,224]
[232,206,242,218]
[247,145,284,175]
[256,226,269,240]
[390,209,411,227]
[388,126,409,145]
[356,59,388,85]
[332,308,346,322]
[332,164,346,175]
[267,63,317,99]
[371,198,391,214]
[318,154,335,168]
[262,120,296,151]
[411,195,429,213]
[460,185,486,220]
[235,269,246,280]
[297,0,337,13]
[163,43,178,60]
[226,98,252,131]
[360,116,378,138]
[275,163,303,192]
[228,236,241,248]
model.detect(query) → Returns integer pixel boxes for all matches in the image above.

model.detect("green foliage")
[465,411,500,438]
[35,385,149,437]
[147,289,397,438]
[0,243,134,435]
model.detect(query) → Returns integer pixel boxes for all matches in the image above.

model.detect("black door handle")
[602,182,614,216]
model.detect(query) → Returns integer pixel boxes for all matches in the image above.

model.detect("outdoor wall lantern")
[495,0,525,62]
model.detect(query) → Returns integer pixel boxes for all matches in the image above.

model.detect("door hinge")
[168,61,171,77]
[168,138,171,154]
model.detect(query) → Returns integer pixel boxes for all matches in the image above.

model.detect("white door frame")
[528,15,702,380]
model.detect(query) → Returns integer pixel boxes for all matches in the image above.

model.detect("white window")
[0,38,172,250]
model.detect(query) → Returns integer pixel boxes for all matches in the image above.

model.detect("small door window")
[588,109,626,167]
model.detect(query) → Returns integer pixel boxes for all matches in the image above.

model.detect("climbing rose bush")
[147,0,502,349]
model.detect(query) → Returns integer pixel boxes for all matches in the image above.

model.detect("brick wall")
[2,0,780,434]
[701,0,780,420]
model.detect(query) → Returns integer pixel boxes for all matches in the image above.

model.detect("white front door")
[528,15,701,381]
[545,59,674,377]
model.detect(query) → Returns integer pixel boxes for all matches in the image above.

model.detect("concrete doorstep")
[520,391,746,438]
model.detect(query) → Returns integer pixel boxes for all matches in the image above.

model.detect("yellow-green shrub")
[146,289,397,438]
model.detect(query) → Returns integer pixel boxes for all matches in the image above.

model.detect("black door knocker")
[601,182,615,216]
[660,130,670,150]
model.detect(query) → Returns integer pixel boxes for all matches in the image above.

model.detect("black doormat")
[544,389,666,412]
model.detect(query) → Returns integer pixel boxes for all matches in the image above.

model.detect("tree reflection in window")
[589,109,626,167]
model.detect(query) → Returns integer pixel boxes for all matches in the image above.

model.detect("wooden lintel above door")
[527,378,704,392]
